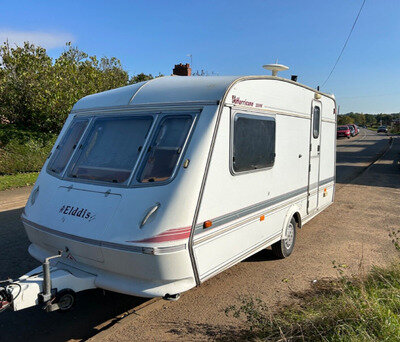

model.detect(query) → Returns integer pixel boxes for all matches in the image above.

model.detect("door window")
[313,106,320,139]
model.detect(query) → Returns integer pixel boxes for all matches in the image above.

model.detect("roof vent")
[262,63,289,77]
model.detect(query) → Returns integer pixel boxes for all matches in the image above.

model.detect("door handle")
[140,203,161,228]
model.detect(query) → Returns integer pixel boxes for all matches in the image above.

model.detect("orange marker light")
[260,215,265,221]
[203,220,212,229]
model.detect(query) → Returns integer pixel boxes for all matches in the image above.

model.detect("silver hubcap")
[284,222,294,249]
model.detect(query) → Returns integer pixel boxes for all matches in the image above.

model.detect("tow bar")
[0,251,96,313]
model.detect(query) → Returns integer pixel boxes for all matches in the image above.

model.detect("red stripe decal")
[127,226,191,243]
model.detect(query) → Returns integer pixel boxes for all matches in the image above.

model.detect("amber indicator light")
[203,220,212,229]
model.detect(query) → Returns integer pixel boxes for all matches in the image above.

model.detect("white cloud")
[0,29,74,49]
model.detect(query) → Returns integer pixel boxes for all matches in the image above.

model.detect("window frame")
[313,106,321,139]
[46,116,92,178]
[46,110,199,188]
[230,110,276,176]
[65,114,157,186]
[134,113,198,187]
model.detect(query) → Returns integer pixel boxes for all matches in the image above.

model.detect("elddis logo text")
[59,205,95,222]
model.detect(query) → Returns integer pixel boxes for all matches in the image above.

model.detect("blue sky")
[1,0,399,114]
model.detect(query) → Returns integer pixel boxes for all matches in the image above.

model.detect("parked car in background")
[349,124,359,135]
[377,125,388,133]
[337,125,351,139]
[349,125,356,137]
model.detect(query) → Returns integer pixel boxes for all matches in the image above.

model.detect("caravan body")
[21,75,336,298]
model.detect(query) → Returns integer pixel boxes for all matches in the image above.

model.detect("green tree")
[375,114,392,126]
[337,115,353,125]
[0,42,54,130]
[0,42,130,132]
[348,113,366,126]
[129,73,154,84]
[364,114,377,127]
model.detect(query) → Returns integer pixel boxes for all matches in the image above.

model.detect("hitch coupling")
[0,252,95,313]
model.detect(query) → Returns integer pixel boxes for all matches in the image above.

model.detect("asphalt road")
[336,128,390,184]
[0,129,391,342]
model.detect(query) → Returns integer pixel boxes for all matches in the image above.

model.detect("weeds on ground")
[389,229,400,252]
[225,264,400,341]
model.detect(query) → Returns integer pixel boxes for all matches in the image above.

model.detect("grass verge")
[0,172,39,191]
[225,263,400,341]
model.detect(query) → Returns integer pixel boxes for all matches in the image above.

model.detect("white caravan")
[0,71,336,312]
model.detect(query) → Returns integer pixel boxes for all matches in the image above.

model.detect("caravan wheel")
[55,289,76,312]
[272,217,297,259]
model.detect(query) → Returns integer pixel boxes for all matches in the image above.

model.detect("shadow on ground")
[0,208,149,342]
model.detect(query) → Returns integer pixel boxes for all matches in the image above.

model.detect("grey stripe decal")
[319,176,335,186]
[21,218,186,254]
[194,176,334,234]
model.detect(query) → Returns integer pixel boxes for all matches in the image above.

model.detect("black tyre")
[56,289,76,312]
[272,217,297,259]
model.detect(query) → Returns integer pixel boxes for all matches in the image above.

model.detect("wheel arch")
[282,205,302,239]
[293,211,302,229]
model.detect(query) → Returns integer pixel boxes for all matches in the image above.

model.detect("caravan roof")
[72,76,240,112]
[72,75,334,113]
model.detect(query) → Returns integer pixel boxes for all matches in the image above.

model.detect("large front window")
[48,112,196,186]
[68,116,154,184]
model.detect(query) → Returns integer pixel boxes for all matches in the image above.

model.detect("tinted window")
[232,114,275,173]
[313,106,320,139]
[48,119,88,174]
[139,116,193,183]
[68,116,153,184]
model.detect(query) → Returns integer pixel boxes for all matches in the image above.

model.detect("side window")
[232,113,276,173]
[48,119,88,175]
[138,116,193,183]
[313,106,320,139]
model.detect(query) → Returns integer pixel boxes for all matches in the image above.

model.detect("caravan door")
[307,100,322,214]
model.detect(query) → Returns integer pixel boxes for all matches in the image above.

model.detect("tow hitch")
[0,252,96,313]
[0,282,14,312]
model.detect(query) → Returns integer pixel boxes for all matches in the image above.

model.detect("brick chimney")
[173,63,191,76]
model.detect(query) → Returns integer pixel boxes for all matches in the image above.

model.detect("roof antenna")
[263,62,289,77]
